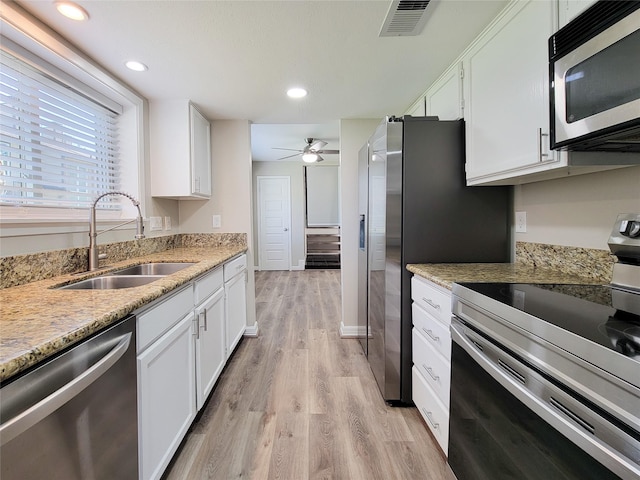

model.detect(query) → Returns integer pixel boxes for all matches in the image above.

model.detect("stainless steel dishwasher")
[1,315,138,479]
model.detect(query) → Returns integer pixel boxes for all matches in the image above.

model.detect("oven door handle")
[0,332,132,446]
[451,322,640,480]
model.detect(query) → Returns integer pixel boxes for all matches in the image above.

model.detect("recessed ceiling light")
[287,87,307,99]
[54,1,89,21]
[125,60,148,72]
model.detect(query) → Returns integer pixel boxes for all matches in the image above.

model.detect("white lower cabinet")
[194,268,225,410]
[136,255,247,480]
[224,254,247,356]
[411,275,452,455]
[137,287,196,480]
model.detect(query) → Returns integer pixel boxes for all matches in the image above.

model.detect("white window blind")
[0,50,120,210]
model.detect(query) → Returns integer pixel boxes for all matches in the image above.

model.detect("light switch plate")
[150,216,163,231]
[515,211,527,233]
[212,215,221,228]
[164,216,172,231]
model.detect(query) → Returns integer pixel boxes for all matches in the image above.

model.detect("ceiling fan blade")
[316,149,339,154]
[315,154,325,162]
[309,140,327,151]
[276,153,301,160]
[272,147,303,152]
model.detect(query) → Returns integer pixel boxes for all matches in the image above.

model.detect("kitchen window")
[0,49,121,211]
[0,4,144,226]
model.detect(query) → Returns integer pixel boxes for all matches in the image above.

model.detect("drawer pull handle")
[421,327,439,342]
[423,364,440,382]
[422,297,441,311]
[421,408,439,430]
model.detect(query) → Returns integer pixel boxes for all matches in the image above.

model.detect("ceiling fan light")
[302,152,319,163]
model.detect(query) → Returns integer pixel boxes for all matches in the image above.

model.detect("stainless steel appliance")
[549,1,640,152]
[449,213,640,479]
[357,116,510,404]
[0,315,138,479]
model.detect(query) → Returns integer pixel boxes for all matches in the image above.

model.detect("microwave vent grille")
[550,0,640,60]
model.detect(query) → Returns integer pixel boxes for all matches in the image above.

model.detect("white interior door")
[257,176,291,270]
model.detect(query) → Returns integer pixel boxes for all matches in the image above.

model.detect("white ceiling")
[15,0,507,161]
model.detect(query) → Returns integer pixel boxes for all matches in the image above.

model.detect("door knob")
[284,227,289,231]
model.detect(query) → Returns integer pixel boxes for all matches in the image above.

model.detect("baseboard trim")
[291,259,305,271]
[244,322,259,337]
[339,322,360,338]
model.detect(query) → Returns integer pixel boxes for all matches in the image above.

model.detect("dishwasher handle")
[0,332,132,446]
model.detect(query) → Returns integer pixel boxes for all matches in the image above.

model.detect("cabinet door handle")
[423,364,440,382]
[202,309,208,331]
[193,316,200,339]
[422,297,441,311]
[538,128,549,162]
[421,327,439,342]
[421,408,440,430]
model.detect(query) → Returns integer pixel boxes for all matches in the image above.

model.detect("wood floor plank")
[163,270,455,480]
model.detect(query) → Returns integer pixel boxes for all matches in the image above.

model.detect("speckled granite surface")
[409,241,614,291]
[0,233,247,289]
[0,236,247,382]
[406,263,604,291]
[515,242,614,283]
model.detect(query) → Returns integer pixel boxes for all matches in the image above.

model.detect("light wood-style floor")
[164,270,455,480]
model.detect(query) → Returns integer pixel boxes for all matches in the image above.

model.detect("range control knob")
[620,220,640,238]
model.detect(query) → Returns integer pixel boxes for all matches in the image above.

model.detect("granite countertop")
[0,244,246,382]
[407,263,603,291]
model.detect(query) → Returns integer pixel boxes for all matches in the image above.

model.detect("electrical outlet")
[164,216,172,231]
[212,215,221,228]
[515,211,527,233]
[150,216,163,231]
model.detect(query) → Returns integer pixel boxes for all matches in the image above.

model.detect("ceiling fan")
[274,138,339,163]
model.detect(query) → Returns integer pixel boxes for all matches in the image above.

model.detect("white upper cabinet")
[150,100,211,199]
[463,0,559,185]
[558,0,597,28]
[426,62,463,121]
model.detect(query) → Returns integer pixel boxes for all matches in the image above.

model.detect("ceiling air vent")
[379,0,432,37]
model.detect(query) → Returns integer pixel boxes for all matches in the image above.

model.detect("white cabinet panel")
[225,270,246,356]
[426,62,462,120]
[413,328,451,407]
[412,303,451,360]
[195,287,225,409]
[411,276,451,326]
[150,100,211,199]
[412,366,449,455]
[138,312,196,480]
[464,0,558,185]
[558,0,597,28]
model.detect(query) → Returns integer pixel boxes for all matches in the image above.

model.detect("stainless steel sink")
[110,262,195,276]
[58,275,163,290]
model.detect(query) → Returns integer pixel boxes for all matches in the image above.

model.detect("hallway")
[164,270,454,479]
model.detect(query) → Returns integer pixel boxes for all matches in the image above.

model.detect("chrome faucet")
[89,191,145,271]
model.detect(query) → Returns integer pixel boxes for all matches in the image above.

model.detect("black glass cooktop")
[458,283,640,361]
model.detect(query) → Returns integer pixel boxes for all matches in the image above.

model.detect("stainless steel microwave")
[549,1,640,152]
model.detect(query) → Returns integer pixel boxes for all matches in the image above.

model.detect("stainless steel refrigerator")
[357,116,511,404]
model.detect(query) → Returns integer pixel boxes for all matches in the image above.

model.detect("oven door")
[449,318,639,480]
[551,6,640,150]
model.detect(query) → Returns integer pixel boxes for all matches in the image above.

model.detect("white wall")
[179,120,257,331]
[252,161,306,270]
[339,118,381,332]
[514,166,640,250]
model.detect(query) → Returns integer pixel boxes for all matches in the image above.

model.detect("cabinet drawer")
[412,328,451,407]
[411,276,451,326]
[224,254,246,281]
[137,286,194,353]
[412,303,451,360]
[194,266,223,305]
[412,366,449,455]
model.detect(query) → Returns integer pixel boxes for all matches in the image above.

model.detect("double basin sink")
[58,262,195,290]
